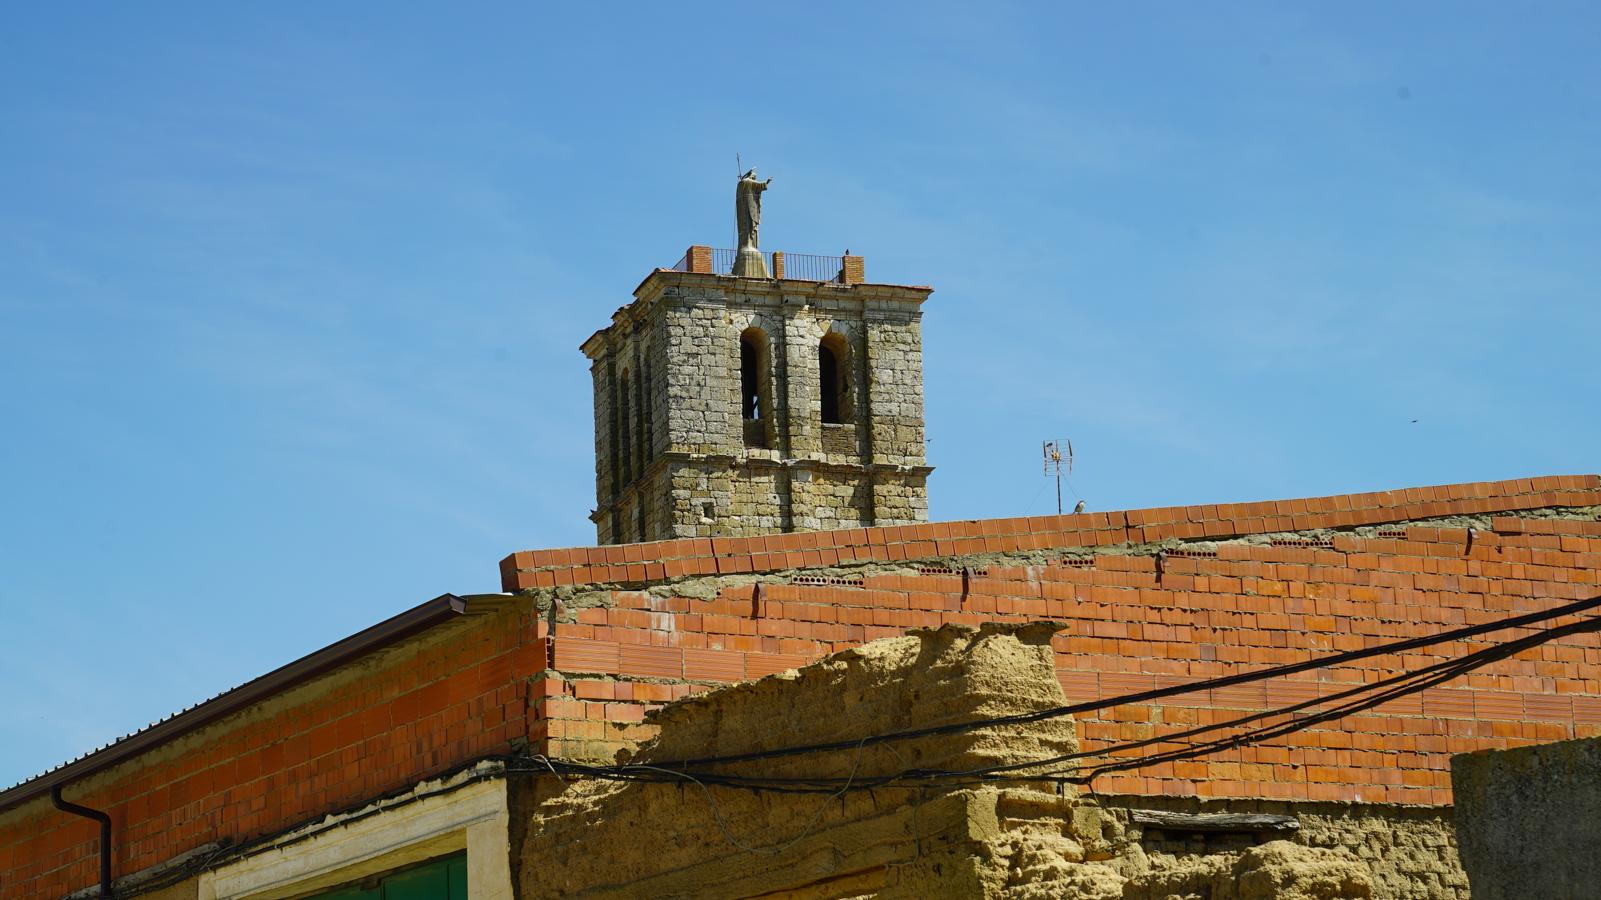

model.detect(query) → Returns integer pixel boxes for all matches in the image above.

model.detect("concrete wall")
[1450,735,1601,899]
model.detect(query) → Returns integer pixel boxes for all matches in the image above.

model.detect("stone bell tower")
[581,184,932,544]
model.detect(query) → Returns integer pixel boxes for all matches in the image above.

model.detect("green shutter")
[446,854,468,900]
[378,860,448,900]
[304,852,467,900]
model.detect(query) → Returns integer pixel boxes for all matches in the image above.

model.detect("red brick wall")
[514,476,1601,806]
[0,609,543,900]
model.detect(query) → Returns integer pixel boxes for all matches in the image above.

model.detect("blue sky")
[2,3,1598,786]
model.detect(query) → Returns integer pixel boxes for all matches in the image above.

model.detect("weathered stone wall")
[585,299,670,545]
[666,459,786,536]
[872,467,931,524]
[863,313,926,469]
[663,297,746,455]
[588,357,612,534]
[791,468,874,531]
[1450,735,1601,899]
[583,270,933,544]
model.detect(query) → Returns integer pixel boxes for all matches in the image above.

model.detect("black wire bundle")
[508,593,1601,795]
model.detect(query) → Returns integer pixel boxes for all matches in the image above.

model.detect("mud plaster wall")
[512,626,1391,899]
[1098,794,1467,899]
[514,622,1081,898]
[1450,734,1601,899]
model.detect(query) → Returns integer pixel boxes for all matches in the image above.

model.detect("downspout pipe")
[51,784,113,898]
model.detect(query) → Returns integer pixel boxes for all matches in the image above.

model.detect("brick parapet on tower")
[685,244,713,274]
[841,253,865,284]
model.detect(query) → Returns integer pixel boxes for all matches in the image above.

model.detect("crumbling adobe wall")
[514,622,1080,898]
[513,624,1379,898]
[634,620,1076,778]
[1100,795,1468,899]
[1450,734,1601,899]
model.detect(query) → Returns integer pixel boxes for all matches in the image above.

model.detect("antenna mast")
[1042,439,1074,515]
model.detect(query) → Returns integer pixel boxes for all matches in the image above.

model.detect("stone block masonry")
[580,263,933,544]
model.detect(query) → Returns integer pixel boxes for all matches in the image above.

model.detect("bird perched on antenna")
[1073,500,1086,514]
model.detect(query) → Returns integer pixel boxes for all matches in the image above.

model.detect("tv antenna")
[1042,439,1075,515]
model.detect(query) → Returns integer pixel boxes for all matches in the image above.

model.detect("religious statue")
[736,169,772,249]
[733,169,773,277]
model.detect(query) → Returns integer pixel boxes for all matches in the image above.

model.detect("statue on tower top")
[733,168,773,277]
[736,168,772,250]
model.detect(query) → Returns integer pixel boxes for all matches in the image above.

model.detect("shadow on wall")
[1451,735,1601,899]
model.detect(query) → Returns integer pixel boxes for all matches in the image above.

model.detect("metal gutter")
[0,593,475,814]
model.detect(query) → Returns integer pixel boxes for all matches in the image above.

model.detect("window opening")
[618,369,634,484]
[740,336,762,420]
[641,356,653,462]
[819,333,853,425]
[740,329,771,448]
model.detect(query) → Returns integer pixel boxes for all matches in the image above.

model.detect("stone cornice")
[590,452,934,520]
[584,271,933,355]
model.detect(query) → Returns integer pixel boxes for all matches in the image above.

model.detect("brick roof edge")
[501,475,1601,592]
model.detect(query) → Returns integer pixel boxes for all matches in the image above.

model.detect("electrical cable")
[120,594,1600,893]
[124,596,1598,886]
[1078,616,1601,782]
[501,596,1601,794]
[642,593,1601,771]
[969,612,1601,782]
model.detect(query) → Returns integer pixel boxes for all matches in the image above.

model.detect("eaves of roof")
[0,592,510,814]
